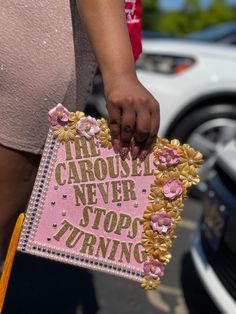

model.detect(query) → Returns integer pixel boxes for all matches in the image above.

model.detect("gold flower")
[142,230,172,263]
[68,111,85,129]
[98,117,109,130]
[52,125,76,142]
[170,139,181,147]
[154,167,179,180]
[178,144,203,168]
[141,276,160,290]
[148,190,166,205]
[153,137,170,154]
[97,128,112,149]
[166,199,184,218]
[178,165,200,188]
[141,204,165,229]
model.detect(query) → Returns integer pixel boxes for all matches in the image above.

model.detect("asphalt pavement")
[3,198,222,314]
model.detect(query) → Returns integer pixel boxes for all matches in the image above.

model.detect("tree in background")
[143,0,236,35]
[142,0,160,30]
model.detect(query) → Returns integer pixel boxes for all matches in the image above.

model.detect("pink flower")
[77,116,100,140]
[144,259,164,279]
[159,148,180,166]
[162,179,183,200]
[151,212,172,234]
[48,104,70,126]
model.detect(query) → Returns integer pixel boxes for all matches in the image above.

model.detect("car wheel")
[168,104,236,198]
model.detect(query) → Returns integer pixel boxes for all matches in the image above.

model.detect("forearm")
[76,0,136,84]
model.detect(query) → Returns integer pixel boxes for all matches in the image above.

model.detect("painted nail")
[131,146,139,160]
[113,139,120,154]
[139,150,148,162]
[120,147,129,160]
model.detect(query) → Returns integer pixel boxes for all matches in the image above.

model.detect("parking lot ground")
[3,198,221,314]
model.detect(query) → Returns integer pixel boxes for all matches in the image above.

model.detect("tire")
[168,103,236,198]
[169,104,236,142]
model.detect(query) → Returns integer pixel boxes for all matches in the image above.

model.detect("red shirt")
[125,0,142,62]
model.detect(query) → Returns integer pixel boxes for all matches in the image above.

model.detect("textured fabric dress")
[0,0,97,154]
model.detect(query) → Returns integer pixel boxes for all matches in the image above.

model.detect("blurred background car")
[186,21,236,45]
[87,38,236,197]
[191,140,236,314]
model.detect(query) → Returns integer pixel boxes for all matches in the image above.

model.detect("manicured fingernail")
[113,139,120,154]
[131,146,139,160]
[139,150,148,162]
[120,147,129,160]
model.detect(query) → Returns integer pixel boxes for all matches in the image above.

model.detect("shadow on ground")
[3,253,99,314]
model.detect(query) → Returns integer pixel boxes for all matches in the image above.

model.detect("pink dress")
[0,0,97,154]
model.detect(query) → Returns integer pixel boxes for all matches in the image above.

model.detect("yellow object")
[0,214,24,313]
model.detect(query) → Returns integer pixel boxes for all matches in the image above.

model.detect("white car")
[137,39,236,193]
[88,39,236,194]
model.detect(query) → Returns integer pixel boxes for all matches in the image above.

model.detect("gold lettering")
[55,162,66,186]
[118,242,132,263]
[104,211,117,233]
[89,137,100,157]
[68,161,80,184]
[78,160,95,182]
[128,217,140,239]
[94,158,108,181]
[66,227,84,248]
[134,243,147,263]
[92,207,106,230]
[74,137,90,159]
[111,181,122,202]
[97,182,109,204]
[80,232,96,255]
[86,183,97,205]
[79,206,93,227]
[64,141,73,160]
[115,213,132,235]
[107,240,120,261]
[120,158,130,178]
[53,220,73,241]
[107,156,119,178]
[131,159,142,176]
[144,155,154,176]
[95,237,111,258]
[122,180,136,201]
[74,184,86,206]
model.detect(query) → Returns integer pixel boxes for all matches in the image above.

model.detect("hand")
[104,74,160,161]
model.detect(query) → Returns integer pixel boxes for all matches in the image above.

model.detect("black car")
[192,140,236,313]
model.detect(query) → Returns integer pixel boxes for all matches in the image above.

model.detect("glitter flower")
[68,111,85,128]
[179,144,203,168]
[158,148,180,166]
[76,116,100,140]
[52,125,76,142]
[141,276,160,290]
[144,259,165,279]
[49,103,70,126]
[179,165,200,188]
[162,179,183,200]
[151,212,172,234]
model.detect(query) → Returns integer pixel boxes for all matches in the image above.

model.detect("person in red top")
[125,0,143,61]
[0,0,160,261]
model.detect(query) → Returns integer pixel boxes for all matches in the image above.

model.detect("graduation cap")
[0,104,203,311]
